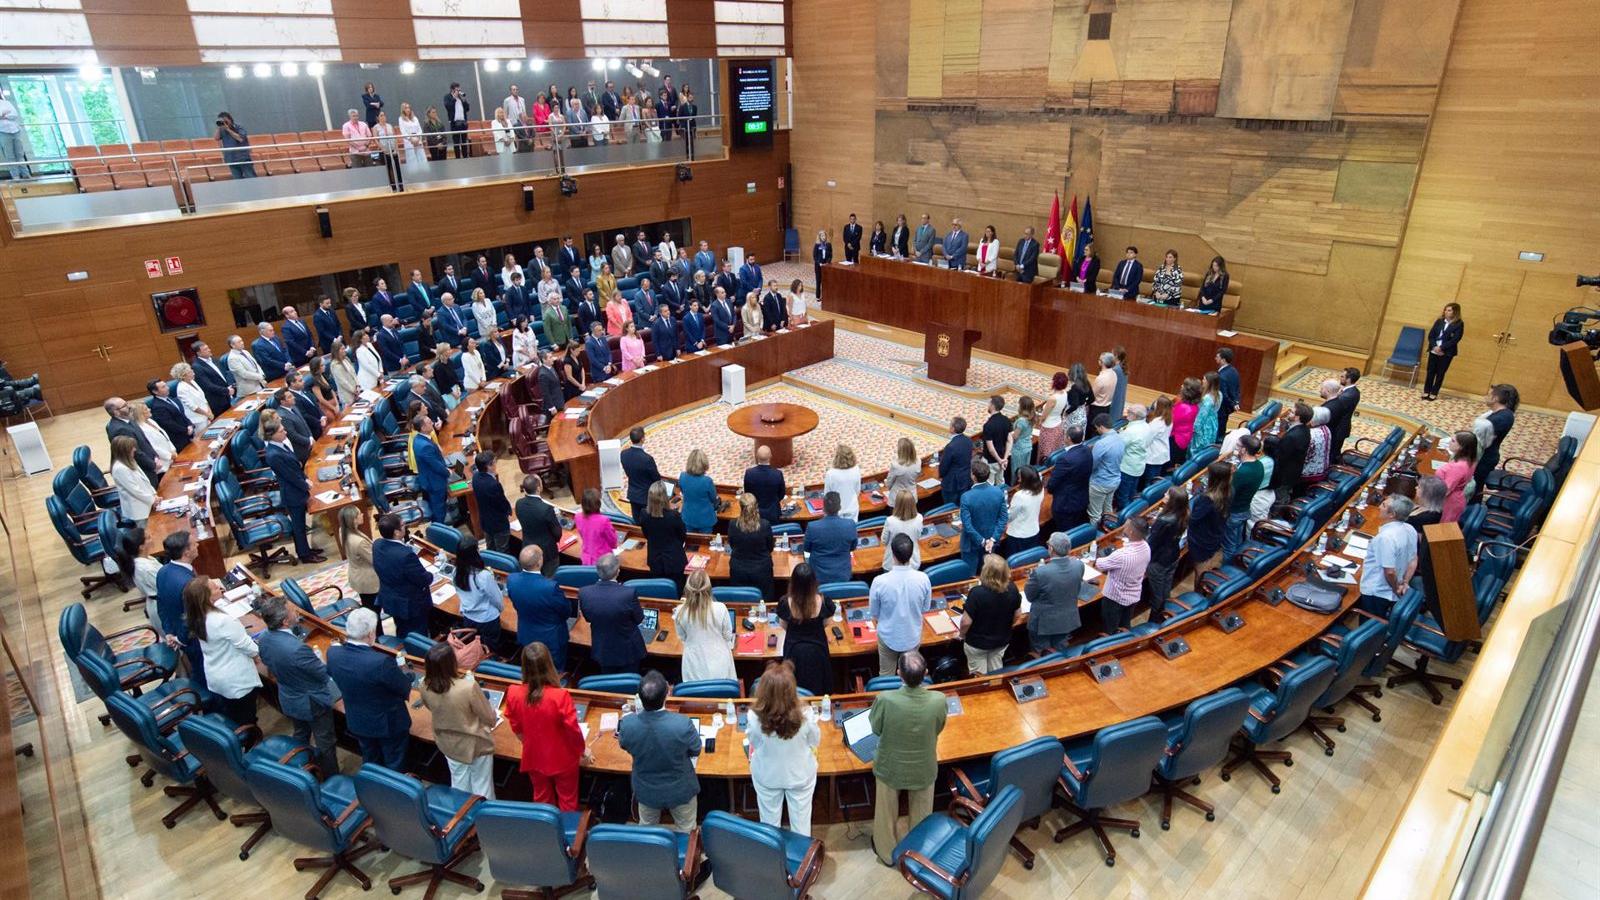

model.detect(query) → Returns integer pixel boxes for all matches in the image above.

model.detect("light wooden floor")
[8,402,1469,900]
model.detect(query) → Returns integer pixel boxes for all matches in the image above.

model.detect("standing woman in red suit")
[1422,302,1464,401]
[505,642,592,810]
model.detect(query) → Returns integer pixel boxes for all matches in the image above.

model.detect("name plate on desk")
[1106,289,1127,300]
[1068,281,1087,292]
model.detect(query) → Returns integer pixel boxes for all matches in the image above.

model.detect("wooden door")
[1491,270,1593,408]
[31,281,166,410]
[1443,266,1521,394]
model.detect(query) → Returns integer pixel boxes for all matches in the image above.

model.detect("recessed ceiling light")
[306,61,326,77]
[399,61,417,75]
[252,62,273,79]
[483,59,501,72]
[225,65,245,79]
[279,62,299,77]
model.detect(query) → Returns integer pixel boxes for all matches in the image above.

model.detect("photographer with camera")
[443,82,471,159]
[214,112,254,180]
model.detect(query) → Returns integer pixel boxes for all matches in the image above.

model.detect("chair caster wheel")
[391,887,401,895]
[1219,773,1230,781]
[1431,698,1442,705]
[1284,759,1294,767]
[1373,689,1383,698]
[1160,821,1170,831]
[164,820,176,830]
[1324,747,1334,757]
[1205,812,1215,821]
[1131,828,1140,838]
[1105,856,1115,867]
[1372,714,1382,723]
[1336,724,1346,733]
[1271,785,1281,794]
[240,852,249,861]
[216,809,228,820]
[1023,860,1035,870]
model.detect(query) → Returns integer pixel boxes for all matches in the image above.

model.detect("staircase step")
[1275,352,1308,380]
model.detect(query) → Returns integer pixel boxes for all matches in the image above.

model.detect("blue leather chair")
[105,692,228,828]
[924,559,974,587]
[672,678,741,699]
[366,466,428,526]
[1005,546,1047,569]
[1052,716,1167,865]
[70,445,122,508]
[1387,550,1512,704]
[73,651,205,733]
[587,823,702,899]
[771,522,802,536]
[702,810,824,898]
[1064,522,1098,549]
[712,585,764,603]
[282,577,358,627]
[818,581,869,601]
[925,502,958,518]
[892,784,1024,898]
[626,577,680,599]
[1326,589,1425,724]
[1292,617,1386,754]
[51,467,105,533]
[177,715,312,858]
[47,495,117,599]
[577,673,642,694]
[475,800,595,899]
[1381,325,1425,386]
[352,764,485,895]
[1220,656,1338,793]
[948,736,1064,868]
[425,522,466,554]
[58,601,177,696]
[246,759,378,897]
[1150,687,1251,829]
[554,565,599,590]
[215,479,294,576]
[482,549,519,574]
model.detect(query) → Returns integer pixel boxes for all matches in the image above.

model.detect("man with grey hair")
[1089,351,1117,424]
[1407,476,1447,623]
[227,334,267,395]
[1357,493,1418,617]
[326,607,412,769]
[1024,531,1085,652]
[578,553,646,673]
[342,107,374,166]
[257,596,339,776]
[104,395,161,482]
[612,232,634,276]
[868,649,947,864]
[251,320,293,379]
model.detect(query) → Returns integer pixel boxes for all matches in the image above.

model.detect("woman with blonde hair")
[728,492,775,599]
[605,289,633,337]
[959,554,1021,674]
[110,435,156,526]
[678,448,718,533]
[640,480,688,591]
[673,570,736,681]
[170,362,212,430]
[885,437,921,497]
[128,402,174,472]
[329,339,360,406]
[470,287,498,340]
[594,261,617,303]
[824,443,861,520]
[748,660,821,836]
[740,289,763,337]
[880,489,923,570]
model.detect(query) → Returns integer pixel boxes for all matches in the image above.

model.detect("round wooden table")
[726,403,820,468]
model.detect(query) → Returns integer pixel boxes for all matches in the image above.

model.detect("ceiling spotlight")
[225,64,245,79]
[305,61,326,77]
[399,61,416,75]
[279,62,299,77]
[591,58,606,72]
[641,62,660,78]
[529,57,546,72]
[507,59,522,72]
[626,62,643,79]
[483,59,500,72]
[607,58,621,71]
[77,65,103,83]
[252,62,273,79]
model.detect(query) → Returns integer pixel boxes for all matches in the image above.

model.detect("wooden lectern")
[925,323,982,386]
[1423,522,1479,641]
[1559,341,1600,410]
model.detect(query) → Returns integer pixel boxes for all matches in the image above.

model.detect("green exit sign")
[742,121,769,134]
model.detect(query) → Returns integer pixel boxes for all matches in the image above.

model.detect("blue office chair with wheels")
[893,784,1025,899]
[1324,589,1425,724]
[58,601,177,697]
[1149,687,1252,829]
[924,559,974,587]
[245,759,378,897]
[475,801,595,899]
[177,715,313,859]
[105,692,227,828]
[48,496,117,599]
[577,673,642,694]
[352,764,484,896]
[554,565,599,590]
[1381,326,1426,386]
[70,445,122,508]
[771,522,802,537]
[818,581,868,601]
[215,480,294,576]
[282,577,358,627]
[1005,546,1047,569]
[626,577,680,599]
[1052,715,1167,865]
[425,522,465,554]
[948,736,1065,868]
[1292,617,1386,754]
[51,467,106,533]
[672,678,741,699]
[1219,656,1338,793]
[702,810,824,899]
[587,823,702,899]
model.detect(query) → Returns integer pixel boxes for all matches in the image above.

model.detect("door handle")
[1503,333,1515,344]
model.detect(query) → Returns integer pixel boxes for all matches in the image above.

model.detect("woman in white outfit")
[880,489,924,570]
[747,661,821,836]
[823,443,862,520]
[671,571,736,681]
[511,319,539,369]
[169,363,212,430]
[110,435,156,527]
[354,332,383,392]
[460,336,487,391]
[396,101,424,164]
[128,403,174,472]
[471,288,498,340]
[491,107,516,155]
[328,340,360,406]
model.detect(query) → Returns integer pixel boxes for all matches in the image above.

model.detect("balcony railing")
[2,114,724,235]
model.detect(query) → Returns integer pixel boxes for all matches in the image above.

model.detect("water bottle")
[820,694,833,721]
[724,699,736,721]
[755,599,767,623]
[1315,532,1327,555]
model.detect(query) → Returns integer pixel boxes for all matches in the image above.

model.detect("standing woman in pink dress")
[605,291,633,337]
[575,488,618,565]
[619,320,646,372]
[532,92,552,149]
[1171,377,1201,465]
[1435,431,1479,523]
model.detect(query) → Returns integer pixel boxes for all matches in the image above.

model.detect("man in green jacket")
[541,295,573,349]
[869,650,947,865]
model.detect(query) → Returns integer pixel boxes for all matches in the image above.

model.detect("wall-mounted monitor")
[730,60,775,148]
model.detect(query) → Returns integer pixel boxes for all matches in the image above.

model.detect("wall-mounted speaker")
[522,184,534,212]
[559,177,578,197]
[315,206,331,239]
[675,164,693,183]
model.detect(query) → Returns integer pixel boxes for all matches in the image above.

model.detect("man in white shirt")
[1358,495,1418,617]
[0,88,26,180]
[868,534,933,675]
[227,334,267,396]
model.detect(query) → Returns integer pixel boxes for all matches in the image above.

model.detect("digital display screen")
[730,61,775,147]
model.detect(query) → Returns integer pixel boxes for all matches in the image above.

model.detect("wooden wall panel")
[1336,0,1460,119]
[1113,0,1232,82]
[939,0,984,99]
[80,0,201,68]
[906,0,947,99]
[1216,0,1357,121]
[790,0,875,247]
[1378,0,1600,407]
[1044,0,1088,97]
[976,0,1055,102]
[0,142,788,413]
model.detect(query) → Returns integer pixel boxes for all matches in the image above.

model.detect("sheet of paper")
[917,477,940,489]
[430,584,455,606]
[580,723,590,741]
[216,597,254,619]
[1082,562,1102,582]
[600,712,619,731]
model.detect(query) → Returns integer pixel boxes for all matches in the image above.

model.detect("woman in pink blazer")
[575,488,619,565]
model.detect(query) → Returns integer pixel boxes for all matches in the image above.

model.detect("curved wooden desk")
[725,403,819,468]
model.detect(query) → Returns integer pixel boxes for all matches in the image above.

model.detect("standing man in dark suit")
[534,349,564,417]
[372,512,432,638]
[913,213,936,262]
[1047,427,1093,532]
[501,273,530,325]
[252,321,294,380]
[648,251,671,290]
[1322,368,1361,457]
[471,451,514,553]
[312,296,342,354]
[1110,246,1143,297]
[280,306,316,365]
[104,396,161,482]
[621,426,661,524]
[514,474,563,576]
[575,288,601,336]
[1013,226,1040,284]
[1266,402,1313,505]
[155,531,203,682]
[657,271,684,316]
[629,279,657,325]
[938,416,974,505]
[759,281,785,332]
[405,269,433,317]
[578,554,646,674]
[264,420,324,564]
[443,82,471,159]
[584,321,614,383]
[435,263,461,300]
[632,231,655,279]
[326,606,412,769]
[601,81,622,121]
[709,287,735,345]
[256,597,340,776]
[742,445,787,523]
[842,213,863,264]
[557,235,583,279]
[1422,303,1464,401]
[649,302,680,362]
[942,218,969,271]
[470,255,498,301]
[1215,348,1241,437]
[436,293,472,347]
[562,267,586,313]
[369,278,397,320]
[146,379,194,450]
[714,261,739,302]
[288,379,326,439]
[804,492,857,585]
[274,389,314,461]
[812,229,833,299]
[738,255,764,300]
[409,414,451,524]
[190,341,235,415]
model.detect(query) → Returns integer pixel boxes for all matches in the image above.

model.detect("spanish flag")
[1063,196,1079,270]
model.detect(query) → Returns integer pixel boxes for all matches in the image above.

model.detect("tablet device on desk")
[638,608,660,643]
[841,709,878,763]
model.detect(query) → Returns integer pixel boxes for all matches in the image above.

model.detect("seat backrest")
[483,549,518,574]
[711,585,763,603]
[475,800,581,889]
[672,678,741,698]
[404,632,439,657]
[246,760,354,854]
[57,602,89,659]
[626,577,679,599]
[177,715,258,804]
[554,565,599,589]
[1255,657,1338,744]
[1077,716,1168,808]
[1162,687,1251,781]
[924,559,974,587]
[818,581,868,601]
[988,736,1065,822]
[588,823,685,899]
[701,810,798,898]
[1393,326,1425,359]
[1006,546,1047,569]
[1365,590,1425,677]
[105,692,191,784]
[47,497,99,565]
[280,577,315,614]
[960,785,1026,899]
[577,673,642,694]
[425,522,463,554]
[352,764,451,864]
[1318,618,1387,706]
